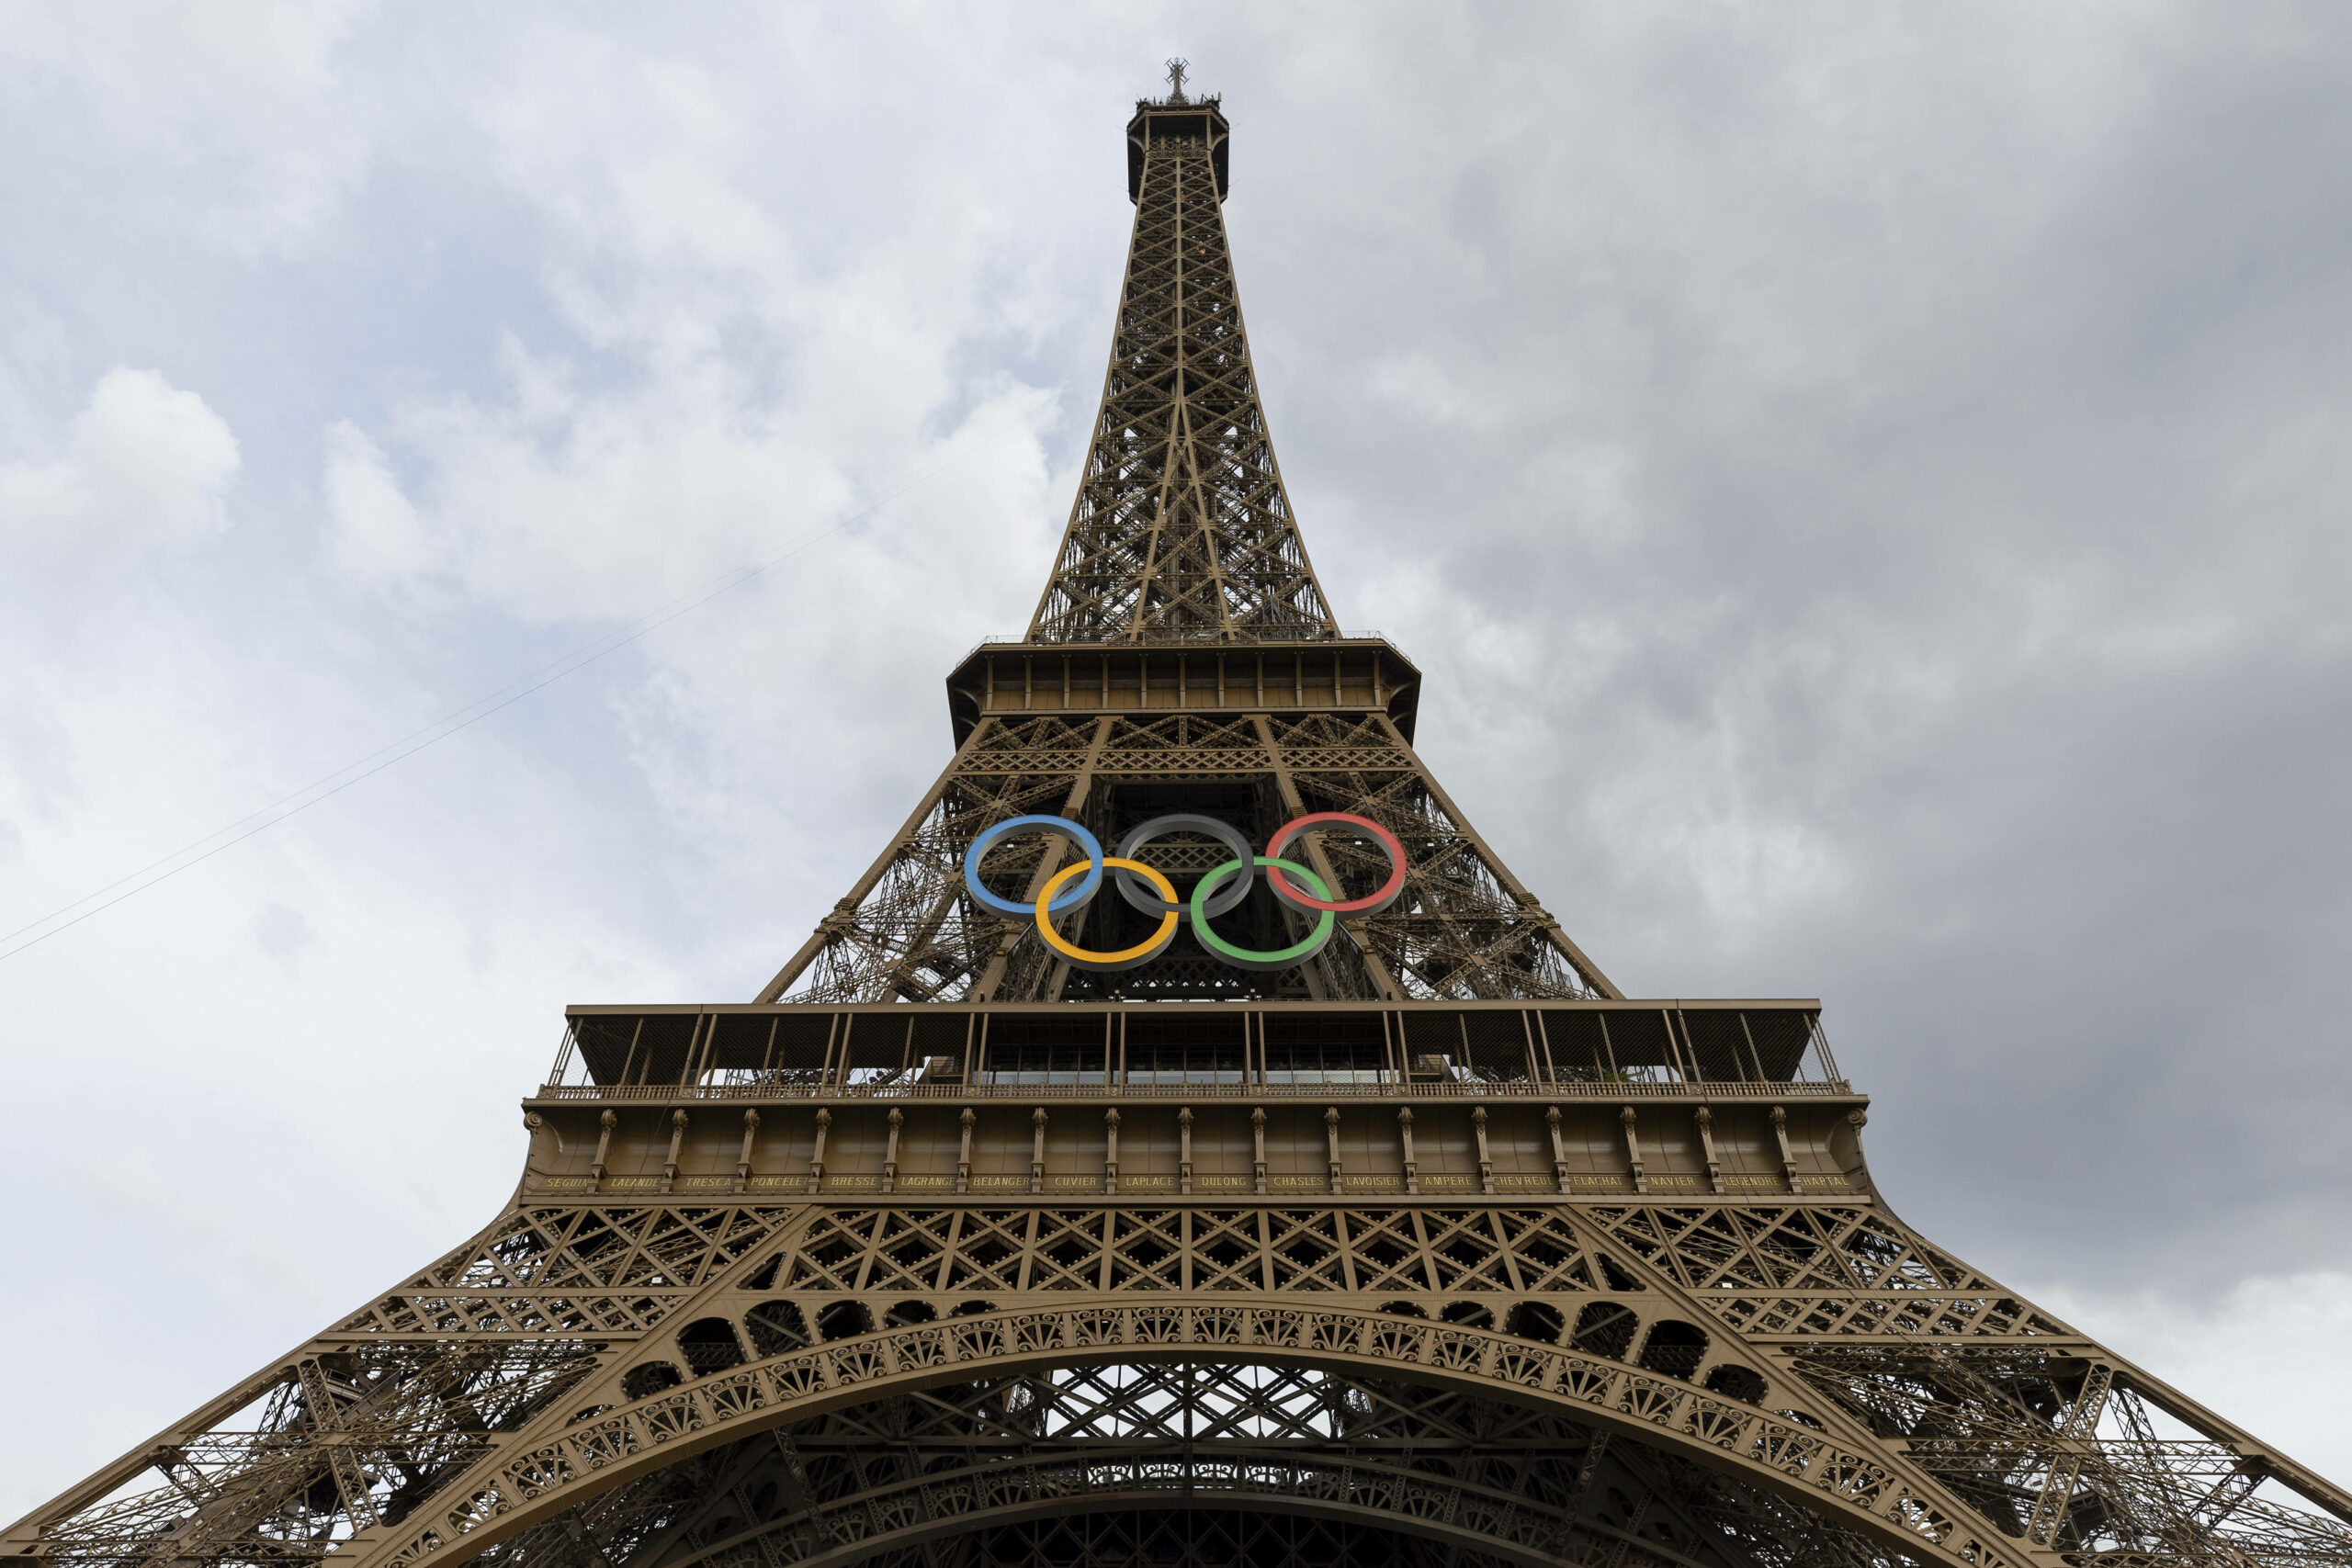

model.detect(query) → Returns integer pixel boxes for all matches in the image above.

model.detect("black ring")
[1114,814,1258,918]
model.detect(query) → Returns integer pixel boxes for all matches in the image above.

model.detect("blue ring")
[963,815,1104,917]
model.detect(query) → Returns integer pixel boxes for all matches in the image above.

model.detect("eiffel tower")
[13,67,2350,1568]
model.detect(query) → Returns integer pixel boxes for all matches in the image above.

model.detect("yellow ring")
[1036,856,1179,968]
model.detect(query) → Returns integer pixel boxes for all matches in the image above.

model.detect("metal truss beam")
[16,1194,2349,1568]
[1028,102,1334,646]
[756,712,1612,1006]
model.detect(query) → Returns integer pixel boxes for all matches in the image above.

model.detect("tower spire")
[1027,89,1337,645]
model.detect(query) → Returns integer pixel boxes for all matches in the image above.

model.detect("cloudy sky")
[5,0,2350,1518]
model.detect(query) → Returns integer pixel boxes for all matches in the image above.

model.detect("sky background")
[4,0,2351,1520]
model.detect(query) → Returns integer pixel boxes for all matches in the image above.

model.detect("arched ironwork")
[353,1304,2029,1568]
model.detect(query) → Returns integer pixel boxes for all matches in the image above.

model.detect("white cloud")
[319,417,431,581]
[0,367,241,570]
[0,0,384,249]
[322,341,860,620]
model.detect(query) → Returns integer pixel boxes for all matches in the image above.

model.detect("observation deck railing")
[530,1076,1857,1104]
[543,998,1846,1106]
[964,628,1390,660]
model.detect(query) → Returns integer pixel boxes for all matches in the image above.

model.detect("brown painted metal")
[10,67,2349,1568]
[1026,86,1329,647]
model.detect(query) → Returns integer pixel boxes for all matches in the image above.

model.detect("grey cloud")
[1216,6,2352,1299]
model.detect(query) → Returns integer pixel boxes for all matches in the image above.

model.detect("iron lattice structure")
[756,707,1614,1008]
[12,71,2350,1568]
[1024,73,1329,645]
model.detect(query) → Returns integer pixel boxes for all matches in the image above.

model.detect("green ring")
[1189,857,1338,971]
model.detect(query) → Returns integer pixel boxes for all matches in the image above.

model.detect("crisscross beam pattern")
[1027,107,1335,645]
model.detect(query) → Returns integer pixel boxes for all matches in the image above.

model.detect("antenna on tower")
[1165,57,1189,103]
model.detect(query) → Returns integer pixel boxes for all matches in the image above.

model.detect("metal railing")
[961,629,1390,660]
[530,1077,1856,1105]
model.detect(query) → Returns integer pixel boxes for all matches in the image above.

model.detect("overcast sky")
[4,0,2350,1519]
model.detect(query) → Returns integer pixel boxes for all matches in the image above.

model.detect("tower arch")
[355,1304,2042,1567]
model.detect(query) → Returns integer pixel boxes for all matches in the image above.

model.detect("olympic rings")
[1114,813,1256,918]
[1191,858,1335,971]
[1264,812,1408,915]
[961,810,1408,974]
[1037,857,1181,971]
[964,815,1103,917]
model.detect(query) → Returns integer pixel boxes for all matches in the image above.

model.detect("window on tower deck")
[1259,1016,1392,1086]
[1124,1035,1246,1087]
[1262,1037,1388,1087]
[980,1037,1109,1087]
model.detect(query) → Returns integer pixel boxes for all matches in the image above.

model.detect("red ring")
[1263,812,1408,915]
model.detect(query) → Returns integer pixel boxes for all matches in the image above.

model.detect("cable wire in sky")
[0,389,1059,966]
